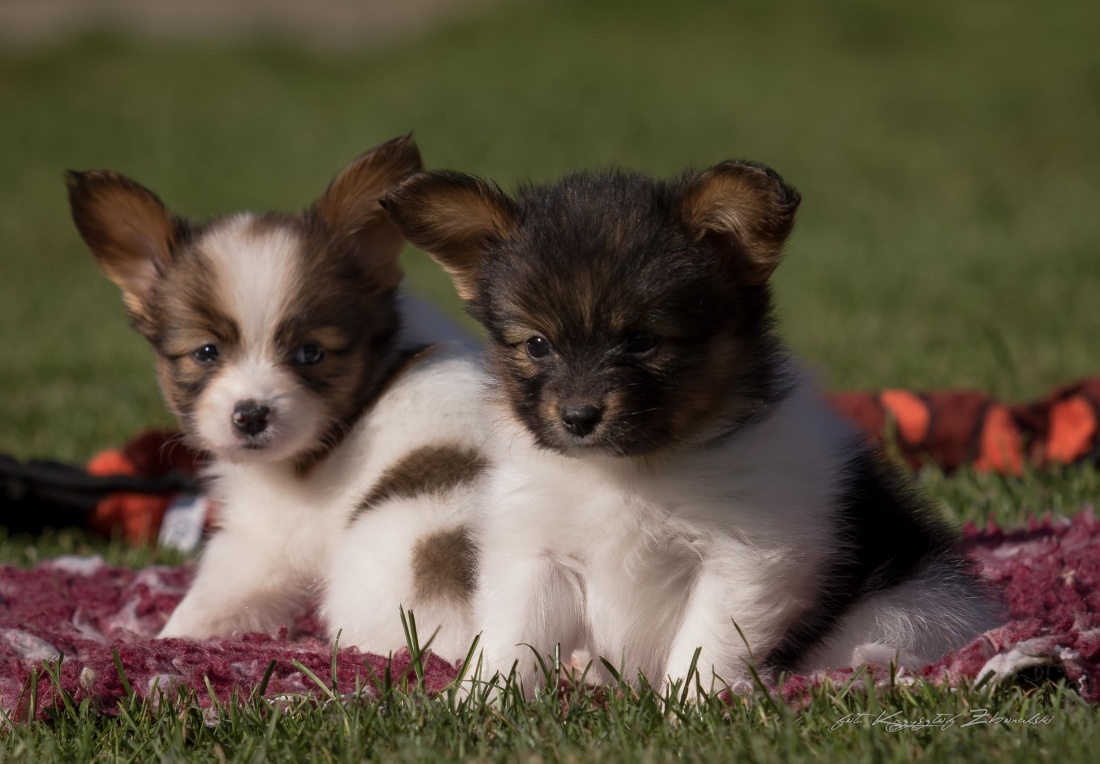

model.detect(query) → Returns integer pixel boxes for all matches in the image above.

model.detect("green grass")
[1,0,1098,760]
[3,660,1094,763]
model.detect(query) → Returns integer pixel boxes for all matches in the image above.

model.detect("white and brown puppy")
[69,136,486,655]
[382,163,1003,696]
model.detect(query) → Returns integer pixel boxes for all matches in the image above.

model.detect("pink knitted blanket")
[3,510,1098,719]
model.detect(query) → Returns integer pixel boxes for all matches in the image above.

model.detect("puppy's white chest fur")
[210,463,340,574]
[473,375,1001,694]
[474,380,846,688]
[203,405,418,585]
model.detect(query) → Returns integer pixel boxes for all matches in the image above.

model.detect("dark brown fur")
[149,245,241,425]
[349,442,488,521]
[411,526,477,606]
[66,170,186,331]
[383,163,799,455]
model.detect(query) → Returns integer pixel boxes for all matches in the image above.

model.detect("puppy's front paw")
[157,612,218,640]
[157,604,243,640]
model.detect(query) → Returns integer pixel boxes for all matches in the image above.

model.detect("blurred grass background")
[1,4,1098,758]
[1,0,1098,463]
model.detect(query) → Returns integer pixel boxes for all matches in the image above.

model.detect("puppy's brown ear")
[66,169,180,323]
[679,161,801,286]
[313,133,422,289]
[381,170,518,301]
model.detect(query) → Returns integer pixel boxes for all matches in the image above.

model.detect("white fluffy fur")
[159,220,487,643]
[322,476,482,659]
[189,217,326,463]
[161,339,486,644]
[160,334,486,642]
[469,367,999,695]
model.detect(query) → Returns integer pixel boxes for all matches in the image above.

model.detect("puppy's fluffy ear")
[381,171,518,301]
[66,169,180,324]
[313,133,423,288]
[679,160,801,286]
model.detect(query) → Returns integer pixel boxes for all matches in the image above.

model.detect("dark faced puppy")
[385,162,1000,698]
[383,163,800,455]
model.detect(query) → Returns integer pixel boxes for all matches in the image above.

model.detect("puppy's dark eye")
[525,335,551,360]
[294,343,325,365]
[192,344,219,364]
[624,331,657,354]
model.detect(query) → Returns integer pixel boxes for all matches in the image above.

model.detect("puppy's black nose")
[560,403,603,437]
[232,400,271,437]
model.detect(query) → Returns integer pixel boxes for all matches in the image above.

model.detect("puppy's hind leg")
[800,555,1004,673]
[324,494,479,662]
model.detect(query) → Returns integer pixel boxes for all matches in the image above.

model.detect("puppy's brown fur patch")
[350,442,488,521]
[137,244,238,425]
[411,526,477,606]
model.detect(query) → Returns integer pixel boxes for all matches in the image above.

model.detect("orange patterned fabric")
[1046,397,1098,464]
[880,389,931,446]
[86,448,169,544]
[828,377,1100,474]
[68,380,1100,543]
[973,404,1025,476]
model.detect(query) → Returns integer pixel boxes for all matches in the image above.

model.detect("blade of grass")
[111,648,134,699]
[256,659,277,699]
[291,660,339,704]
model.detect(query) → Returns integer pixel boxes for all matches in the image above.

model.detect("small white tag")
[158,493,210,553]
